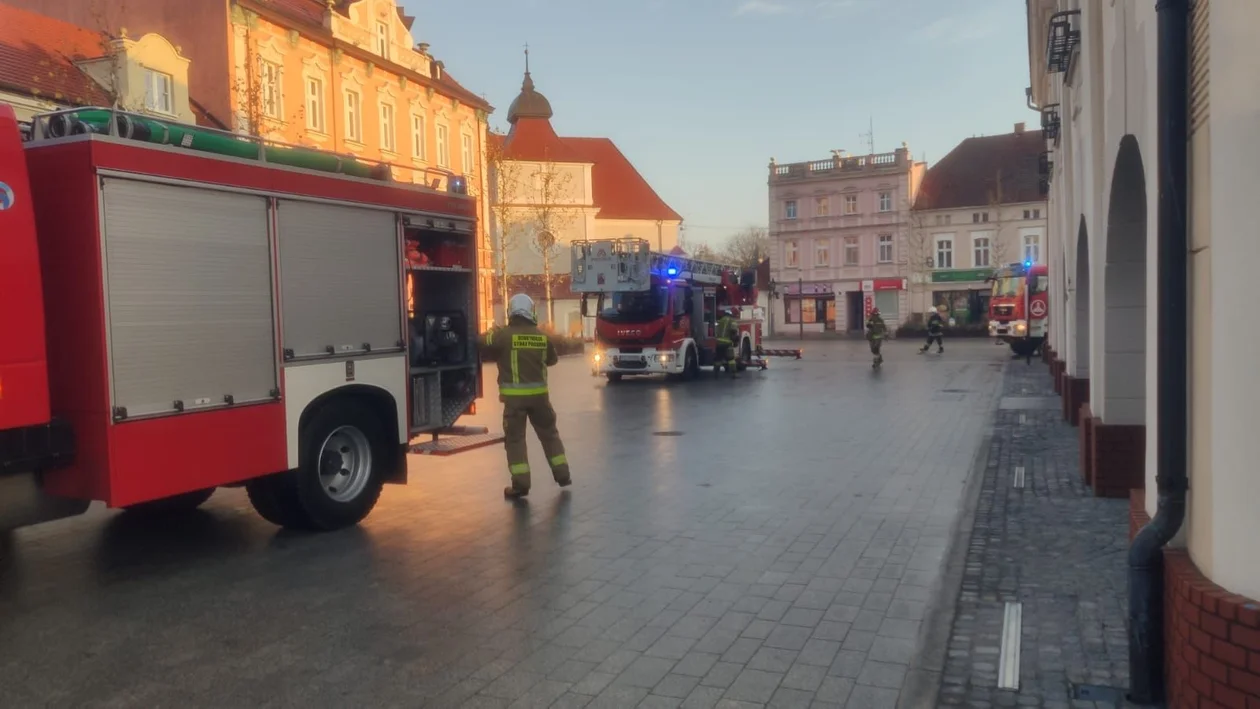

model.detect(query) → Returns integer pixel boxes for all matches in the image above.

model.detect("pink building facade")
[767,146,926,335]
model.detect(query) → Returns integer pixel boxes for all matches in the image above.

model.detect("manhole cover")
[653,431,684,436]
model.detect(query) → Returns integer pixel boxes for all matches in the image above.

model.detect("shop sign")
[931,268,994,283]
[783,282,833,296]
[861,278,906,292]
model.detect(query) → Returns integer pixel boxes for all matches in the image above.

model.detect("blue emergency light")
[1024,260,1033,269]
[667,267,678,276]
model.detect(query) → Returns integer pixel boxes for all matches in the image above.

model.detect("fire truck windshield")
[601,287,669,323]
[992,277,1022,297]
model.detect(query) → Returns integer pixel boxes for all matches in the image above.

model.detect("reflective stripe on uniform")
[510,350,519,383]
[549,454,567,467]
[485,331,494,345]
[509,463,530,475]
[501,382,548,396]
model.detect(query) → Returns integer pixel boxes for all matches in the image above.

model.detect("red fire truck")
[987,260,1050,357]
[571,239,774,381]
[0,104,497,533]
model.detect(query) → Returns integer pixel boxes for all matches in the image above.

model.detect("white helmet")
[508,293,536,323]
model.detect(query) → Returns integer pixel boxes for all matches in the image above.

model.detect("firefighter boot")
[503,401,532,499]
[937,346,944,354]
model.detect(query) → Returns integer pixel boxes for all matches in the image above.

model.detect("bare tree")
[687,242,721,261]
[525,161,578,328]
[903,201,935,315]
[485,131,524,323]
[86,0,124,106]
[985,171,1013,268]
[720,226,770,268]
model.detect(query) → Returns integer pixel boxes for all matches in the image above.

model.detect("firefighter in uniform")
[920,304,946,354]
[865,307,887,367]
[715,308,740,378]
[482,294,571,499]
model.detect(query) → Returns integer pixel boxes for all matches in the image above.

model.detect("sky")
[401,0,1034,249]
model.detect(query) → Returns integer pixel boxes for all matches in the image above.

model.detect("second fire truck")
[571,239,769,381]
[987,260,1050,358]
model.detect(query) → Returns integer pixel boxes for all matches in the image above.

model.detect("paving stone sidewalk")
[937,361,1133,708]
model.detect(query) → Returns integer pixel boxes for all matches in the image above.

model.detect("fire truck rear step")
[409,426,504,456]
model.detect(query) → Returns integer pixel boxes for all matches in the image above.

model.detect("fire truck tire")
[248,401,390,531]
[737,339,752,372]
[683,347,700,380]
[123,488,215,515]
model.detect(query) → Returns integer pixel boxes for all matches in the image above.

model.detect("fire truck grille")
[994,305,1015,317]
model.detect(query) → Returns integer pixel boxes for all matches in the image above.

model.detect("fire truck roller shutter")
[275,200,402,360]
[100,178,277,418]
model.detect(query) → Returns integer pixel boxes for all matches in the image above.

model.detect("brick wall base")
[1063,376,1089,426]
[1043,345,1054,365]
[1080,405,1096,486]
[1128,493,1260,708]
[1053,361,1065,394]
[1093,422,1145,499]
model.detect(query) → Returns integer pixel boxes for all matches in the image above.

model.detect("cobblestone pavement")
[936,361,1133,708]
[2,339,1008,708]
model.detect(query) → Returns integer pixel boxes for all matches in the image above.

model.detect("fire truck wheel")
[683,347,699,380]
[247,401,389,531]
[737,340,752,372]
[123,488,215,516]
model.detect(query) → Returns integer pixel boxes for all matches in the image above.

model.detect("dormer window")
[376,21,389,59]
[143,69,174,115]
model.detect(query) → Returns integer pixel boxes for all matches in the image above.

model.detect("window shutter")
[1189,0,1210,134]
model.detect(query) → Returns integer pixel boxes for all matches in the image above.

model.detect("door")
[874,291,899,324]
[847,293,863,331]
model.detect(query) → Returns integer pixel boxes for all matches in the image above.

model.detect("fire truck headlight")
[593,352,602,363]
[1015,321,1027,333]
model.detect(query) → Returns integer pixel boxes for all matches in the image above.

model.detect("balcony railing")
[1040,104,1061,144]
[770,149,908,180]
[1046,10,1081,74]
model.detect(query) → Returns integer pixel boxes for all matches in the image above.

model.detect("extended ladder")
[571,238,736,292]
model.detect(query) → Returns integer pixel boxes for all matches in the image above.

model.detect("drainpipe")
[1127,0,1189,704]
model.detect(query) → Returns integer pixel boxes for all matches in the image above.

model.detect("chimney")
[1014,122,1026,134]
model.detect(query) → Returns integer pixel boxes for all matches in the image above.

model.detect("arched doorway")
[1102,135,1147,425]
[1090,134,1148,498]
[1074,216,1090,377]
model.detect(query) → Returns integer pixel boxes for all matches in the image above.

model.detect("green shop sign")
[931,268,994,283]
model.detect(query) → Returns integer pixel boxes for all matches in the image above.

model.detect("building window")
[878,234,894,263]
[785,200,798,219]
[844,237,859,266]
[436,123,449,167]
[461,133,474,174]
[305,76,325,132]
[1023,208,1042,220]
[344,89,362,142]
[260,60,282,120]
[935,236,954,269]
[878,191,892,212]
[815,240,829,266]
[379,102,396,152]
[973,235,991,267]
[815,197,829,217]
[785,240,799,267]
[844,194,858,214]
[144,69,174,115]
[1024,233,1041,263]
[786,297,831,324]
[973,212,990,223]
[935,214,953,226]
[411,114,426,160]
[376,21,390,58]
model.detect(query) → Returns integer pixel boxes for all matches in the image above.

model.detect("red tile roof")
[913,129,1046,211]
[568,137,682,222]
[493,118,682,223]
[0,4,111,107]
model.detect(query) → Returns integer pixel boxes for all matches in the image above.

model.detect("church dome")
[507,71,553,124]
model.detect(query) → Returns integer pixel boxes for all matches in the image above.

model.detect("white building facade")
[1028,0,1260,704]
